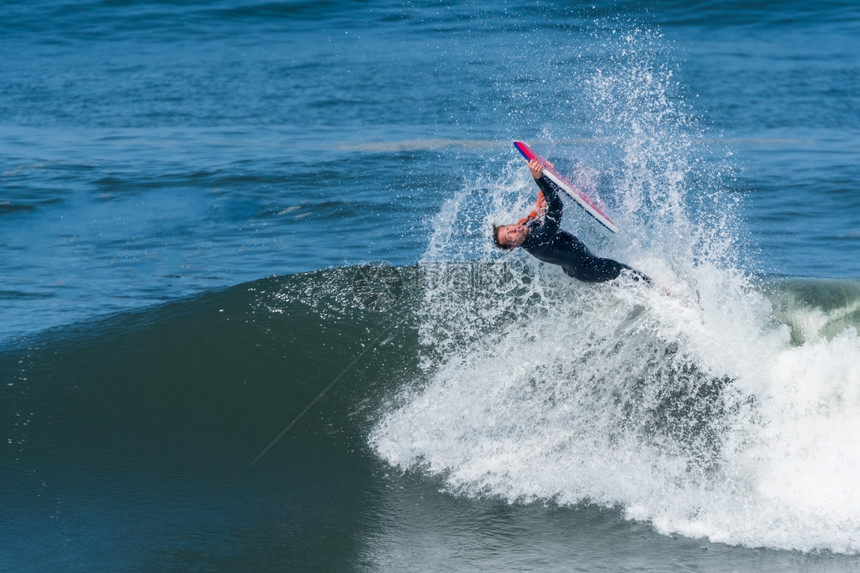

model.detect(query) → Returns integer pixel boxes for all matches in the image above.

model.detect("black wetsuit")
[522,176,646,283]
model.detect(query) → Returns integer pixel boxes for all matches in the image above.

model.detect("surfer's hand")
[528,159,554,179]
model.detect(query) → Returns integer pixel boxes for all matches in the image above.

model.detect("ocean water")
[2,1,859,571]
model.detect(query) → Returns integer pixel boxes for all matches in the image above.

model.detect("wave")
[2,264,858,556]
[371,267,860,553]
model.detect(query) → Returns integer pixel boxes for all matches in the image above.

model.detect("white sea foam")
[370,28,860,554]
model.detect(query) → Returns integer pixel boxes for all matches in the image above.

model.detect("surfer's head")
[492,223,529,250]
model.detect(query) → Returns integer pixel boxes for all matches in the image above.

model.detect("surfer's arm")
[527,159,563,220]
[516,160,554,225]
[519,176,563,248]
[534,176,563,224]
[516,160,563,246]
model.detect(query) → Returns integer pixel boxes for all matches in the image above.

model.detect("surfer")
[492,159,650,284]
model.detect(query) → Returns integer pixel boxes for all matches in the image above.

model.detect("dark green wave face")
[0,270,415,571]
[3,267,860,569]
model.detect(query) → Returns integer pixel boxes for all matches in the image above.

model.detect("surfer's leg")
[576,257,627,282]
[553,232,650,285]
[565,258,652,285]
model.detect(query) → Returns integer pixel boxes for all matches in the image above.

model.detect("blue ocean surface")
[2,1,859,571]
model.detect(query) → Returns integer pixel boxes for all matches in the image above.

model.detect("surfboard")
[513,141,619,234]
